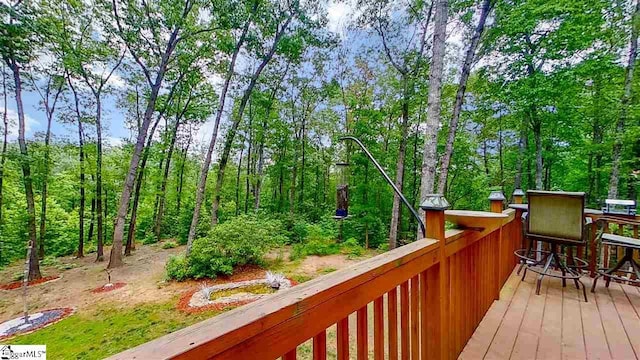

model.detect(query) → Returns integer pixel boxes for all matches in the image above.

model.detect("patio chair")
[519,191,589,302]
[591,217,640,292]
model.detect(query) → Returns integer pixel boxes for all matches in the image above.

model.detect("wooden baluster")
[410,276,419,359]
[357,306,368,360]
[374,296,384,360]
[283,348,297,360]
[337,317,349,360]
[313,330,327,360]
[388,287,398,360]
[400,281,410,360]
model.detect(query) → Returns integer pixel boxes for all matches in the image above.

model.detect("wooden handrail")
[110,206,522,360]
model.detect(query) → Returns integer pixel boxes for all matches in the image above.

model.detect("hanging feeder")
[334,162,349,219]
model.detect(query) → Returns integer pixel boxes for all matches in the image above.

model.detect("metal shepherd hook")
[339,136,426,239]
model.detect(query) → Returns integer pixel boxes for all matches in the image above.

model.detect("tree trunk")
[244,102,253,213]
[389,78,410,250]
[95,96,104,262]
[608,0,639,199]
[514,121,527,189]
[532,116,543,190]
[0,66,8,230]
[8,61,41,280]
[205,16,292,237]
[68,77,85,258]
[419,0,449,209]
[176,133,191,215]
[38,106,53,259]
[437,0,493,193]
[125,112,164,255]
[154,114,182,241]
[186,6,256,251]
[0,67,7,264]
[235,146,244,215]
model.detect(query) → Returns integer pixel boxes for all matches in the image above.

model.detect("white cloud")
[105,136,124,147]
[327,1,352,36]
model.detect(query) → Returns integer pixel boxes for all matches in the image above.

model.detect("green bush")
[165,254,190,281]
[161,241,178,249]
[166,215,286,280]
[341,237,364,258]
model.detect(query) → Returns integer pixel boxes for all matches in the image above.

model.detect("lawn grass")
[11,300,221,359]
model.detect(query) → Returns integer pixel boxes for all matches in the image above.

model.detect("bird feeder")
[335,162,349,219]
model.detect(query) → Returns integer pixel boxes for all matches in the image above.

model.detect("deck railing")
[110,198,523,360]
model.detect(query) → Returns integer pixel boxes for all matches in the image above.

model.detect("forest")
[0,0,638,283]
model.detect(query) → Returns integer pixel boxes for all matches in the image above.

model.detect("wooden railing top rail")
[109,238,440,360]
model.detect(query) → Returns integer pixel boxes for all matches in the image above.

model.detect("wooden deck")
[460,268,640,360]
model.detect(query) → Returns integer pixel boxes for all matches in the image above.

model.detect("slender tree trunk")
[532,117,543,190]
[39,108,53,259]
[514,121,528,189]
[608,0,639,199]
[437,0,493,193]
[389,78,410,250]
[235,146,244,215]
[0,66,8,229]
[176,133,191,215]
[205,17,292,237]
[109,16,185,267]
[244,103,253,213]
[0,67,7,264]
[186,6,256,250]
[419,0,449,209]
[88,198,95,243]
[8,61,41,280]
[95,97,104,261]
[126,112,164,254]
[154,114,182,241]
[69,77,85,258]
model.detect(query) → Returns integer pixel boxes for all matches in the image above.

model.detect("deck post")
[420,194,449,360]
[512,188,525,204]
[489,190,506,297]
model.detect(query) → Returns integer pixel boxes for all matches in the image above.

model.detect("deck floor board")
[460,269,640,360]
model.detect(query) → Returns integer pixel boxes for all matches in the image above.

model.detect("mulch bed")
[0,276,60,291]
[175,266,298,314]
[91,282,127,294]
[0,307,74,340]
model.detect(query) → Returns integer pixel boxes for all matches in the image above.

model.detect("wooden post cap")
[489,190,505,213]
[512,188,525,204]
[419,194,450,211]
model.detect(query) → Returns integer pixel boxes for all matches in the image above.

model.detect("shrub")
[342,238,364,258]
[166,215,286,280]
[290,236,341,260]
[165,254,190,281]
[161,241,178,249]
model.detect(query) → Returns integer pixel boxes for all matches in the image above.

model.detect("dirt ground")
[0,241,371,323]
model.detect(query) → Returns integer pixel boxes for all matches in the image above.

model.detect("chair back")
[526,190,586,245]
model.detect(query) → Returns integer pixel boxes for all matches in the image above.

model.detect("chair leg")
[518,237,534,276]
[537,254,554,296]
[591,274,600,293]
[578,279,588,302]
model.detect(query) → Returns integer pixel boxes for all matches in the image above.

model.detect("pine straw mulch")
[0,276,60,291]
[175,265,298,314]
[91,282,127,294]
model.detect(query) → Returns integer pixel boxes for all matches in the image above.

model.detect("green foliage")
[166,216,286,280]
[161,241,178,249]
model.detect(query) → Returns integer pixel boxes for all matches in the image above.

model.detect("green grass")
[11,300,221,359]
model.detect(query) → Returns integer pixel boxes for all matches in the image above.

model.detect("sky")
[1,0,468,150]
